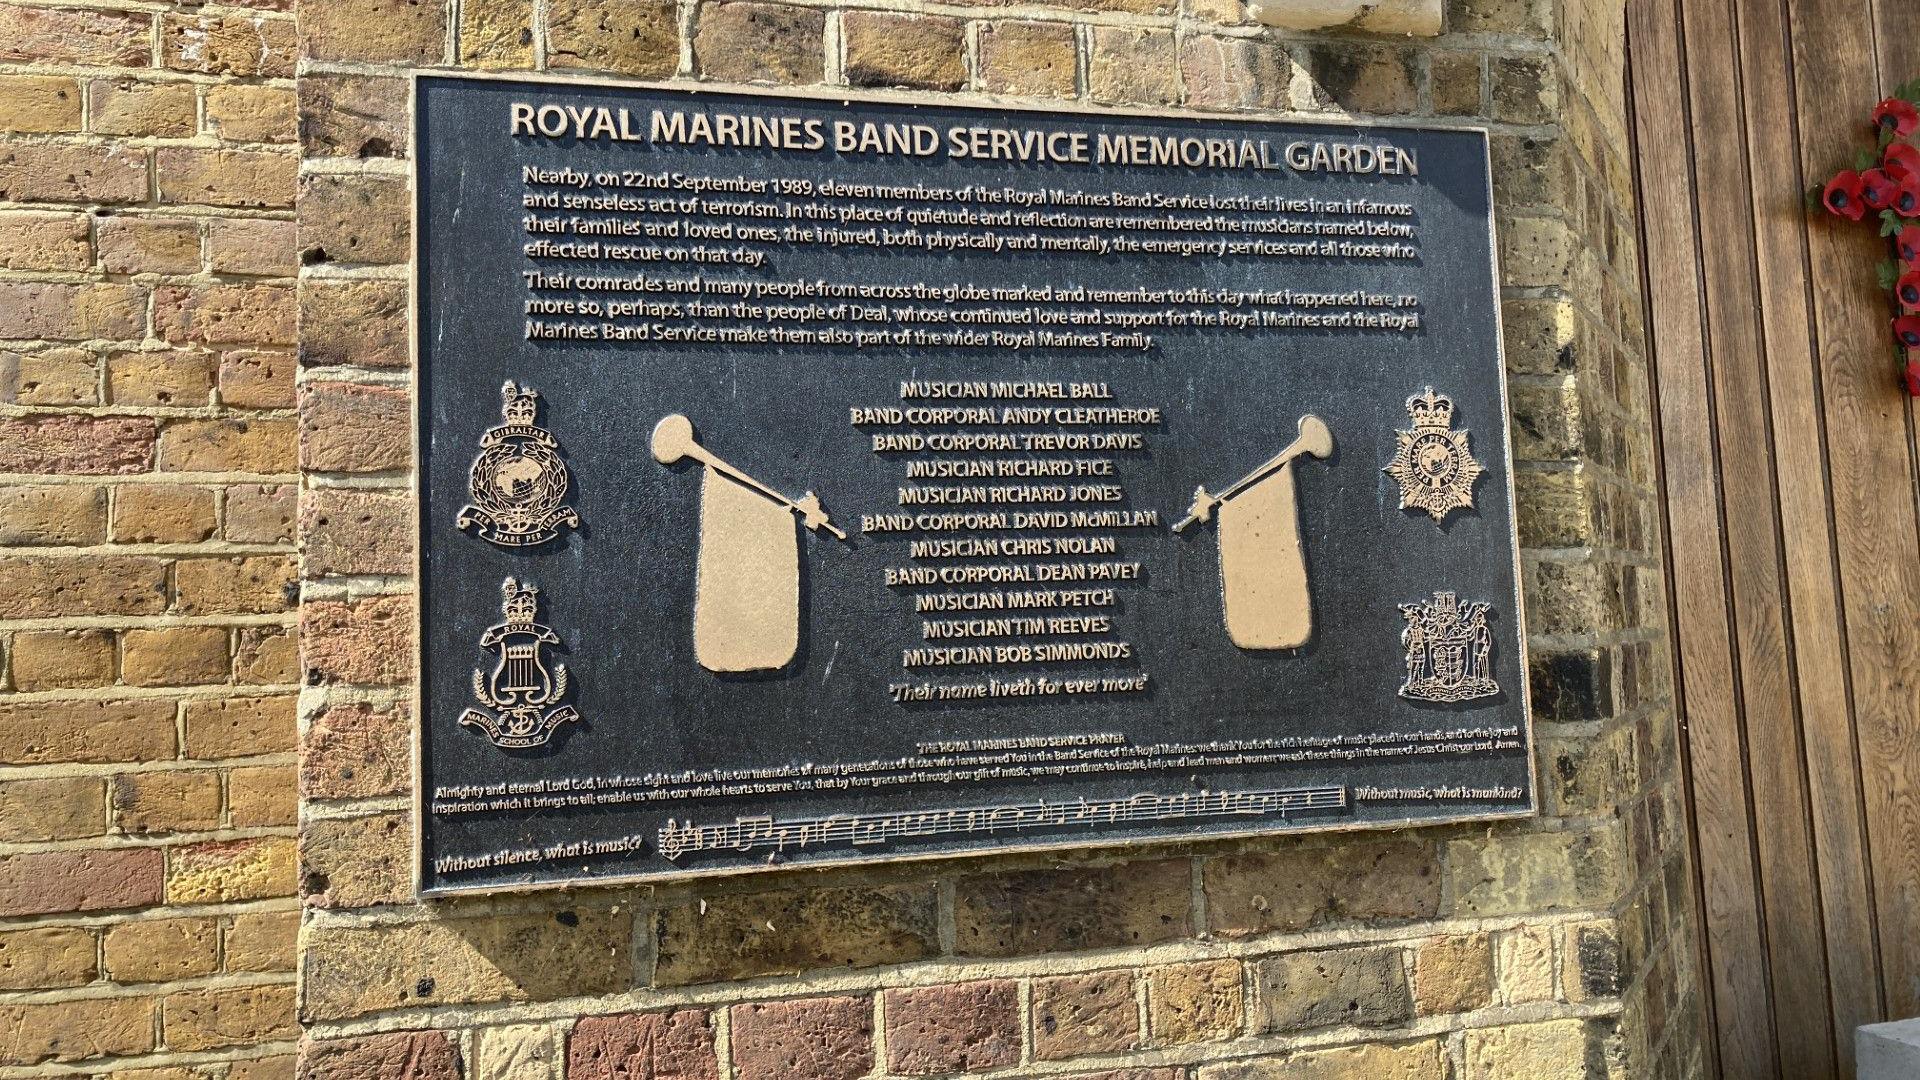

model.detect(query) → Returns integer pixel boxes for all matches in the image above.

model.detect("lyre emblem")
[1398,590,1498,703]
[1383,387,1483,524]
[457,381,580,547]
[461,577,581,749]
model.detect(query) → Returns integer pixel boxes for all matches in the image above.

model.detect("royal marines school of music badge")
[1383,387,1483,524]
[462,577,580,749]
[457,381,579,547]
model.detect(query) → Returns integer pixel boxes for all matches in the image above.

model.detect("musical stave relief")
[657,785,1347,861]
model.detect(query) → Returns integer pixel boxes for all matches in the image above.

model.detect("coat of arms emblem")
[461,577,581,749]
[457,381,579,547]
[1383,387,1483,524]
[1398,591,1498,703]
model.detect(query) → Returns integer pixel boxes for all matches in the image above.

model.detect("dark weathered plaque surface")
[416,74,1534,893]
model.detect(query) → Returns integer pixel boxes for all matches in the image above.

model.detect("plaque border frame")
[407,70,1539,898]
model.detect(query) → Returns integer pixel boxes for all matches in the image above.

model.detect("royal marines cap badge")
[457,381,579,547]
[1383,387,1483,524]
[461,577,581,749]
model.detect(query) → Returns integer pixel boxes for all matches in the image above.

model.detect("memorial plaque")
[415,74,1536,894]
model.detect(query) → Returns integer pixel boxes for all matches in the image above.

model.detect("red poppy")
[1899,270,1920,310]
[1875,98,1920,137]
[1886,143,1920,178]
[1905,360,1920,397]
[1825,170,1868,219]
[1894,175,1920,218]
[1900,226,1920,264]
[1896,315,1920,348]
[1863,169,1901,210]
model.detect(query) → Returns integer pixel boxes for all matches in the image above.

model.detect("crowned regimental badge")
[457,381,579,547]
[1383,387,1483,524]
[1398,591,1498,703]
[461,577,581,749]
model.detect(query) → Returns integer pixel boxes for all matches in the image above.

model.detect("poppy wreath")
[1811,80,1920,395]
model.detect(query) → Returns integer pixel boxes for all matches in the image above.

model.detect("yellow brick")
[0,775,105,842]
[0,75,82,133]
[103,917,219,983]
[8,628,115,690]
[225,910,296,973]
[0,927,96,989]
[112,484,218,543]
[228,764,296,827]
[108,348,217,407]
[121,626,229,687]
[113,769,223,834]
[162,984,298,1051]
[167,837,296,903]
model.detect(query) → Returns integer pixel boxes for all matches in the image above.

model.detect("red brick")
[301,594,412,685]
[0,555,168,617]
[302,701,410,798]
[0,142,148,204]
[297,1030,462,1080]
[163,13,296,76]
[0,281,146,340]
[883,981,1020,1075]
[0,4,152,67]
[299,382,411,473]
[0,698,177,765]
[155,284,297,346]
[0,415,152,474]
[568,1009,716,1080]
[730,996,872,1080]
[0,847,163,917]
[301,489,410,576]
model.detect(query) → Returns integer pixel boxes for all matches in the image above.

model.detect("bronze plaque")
[415,74,1534,893]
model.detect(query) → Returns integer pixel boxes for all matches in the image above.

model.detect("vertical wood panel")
[1629,2,1779,1075]
[1790,0,1920,1024]
[1680,0,1835,1073]
[1734,0,1884,1072]
[1633,0,1920,1073]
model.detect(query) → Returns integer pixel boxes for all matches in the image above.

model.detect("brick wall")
[0,0,1705,1077]
[0,0,301,1075]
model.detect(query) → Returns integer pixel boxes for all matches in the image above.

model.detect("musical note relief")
[657,786,1347,860]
